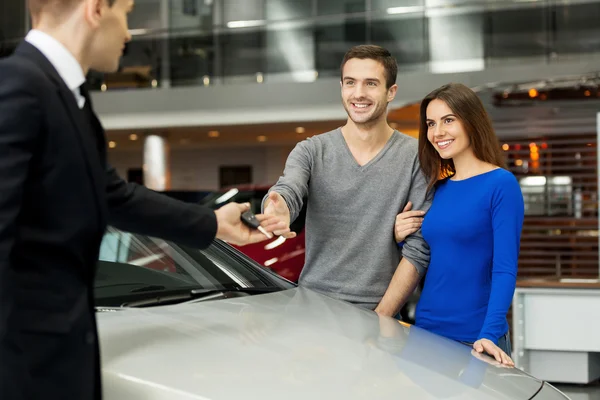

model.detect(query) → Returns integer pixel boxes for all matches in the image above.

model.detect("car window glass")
[96,227,293,305]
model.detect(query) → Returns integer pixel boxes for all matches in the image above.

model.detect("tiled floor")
[555,381,600,400]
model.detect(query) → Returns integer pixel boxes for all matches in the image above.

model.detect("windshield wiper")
[121,286,281,308]
[130,285,167,293]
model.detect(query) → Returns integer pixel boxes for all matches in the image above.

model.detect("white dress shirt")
[25,29,87,109]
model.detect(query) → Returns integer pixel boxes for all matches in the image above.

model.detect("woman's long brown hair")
[418,83,506,193]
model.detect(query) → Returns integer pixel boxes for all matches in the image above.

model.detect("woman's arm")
[478,174,525,343]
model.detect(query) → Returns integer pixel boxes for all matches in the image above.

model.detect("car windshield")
[94,227,294,308]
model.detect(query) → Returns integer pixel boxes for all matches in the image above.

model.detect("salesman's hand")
[394,201,425,242]
[215,202,291,246]
[263,192,296,239]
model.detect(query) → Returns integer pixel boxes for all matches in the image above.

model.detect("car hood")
[97,288,542,400]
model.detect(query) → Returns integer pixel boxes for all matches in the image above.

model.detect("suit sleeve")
[0,64,40,397]
[105,165,218,249]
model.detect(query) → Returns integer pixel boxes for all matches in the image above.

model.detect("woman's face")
[425,99,471,160]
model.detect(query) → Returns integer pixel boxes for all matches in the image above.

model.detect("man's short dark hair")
[28,0,116,17]
[340,45,398,89]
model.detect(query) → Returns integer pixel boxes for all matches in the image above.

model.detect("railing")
[2,0,600,91]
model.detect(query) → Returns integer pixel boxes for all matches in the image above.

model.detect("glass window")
[265,27,316,81]
[128,0,162,31]
[220,30,266,83]
[485,7,549,63]
[370,13,429,71]
[170,0,215,31]
[265,0,313,20]
[96,227,293,307]
[315,18,367,78]
[169,34,216,87]
[554,3,600,57]
[371,0,424,13]
[317,0,366,16]
[221,0,265,24]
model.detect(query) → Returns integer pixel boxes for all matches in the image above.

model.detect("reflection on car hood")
[97,288,542,400]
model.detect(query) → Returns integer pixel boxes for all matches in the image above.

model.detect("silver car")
[96,228,569,400]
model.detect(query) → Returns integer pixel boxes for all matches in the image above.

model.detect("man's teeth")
[353,103,370,108]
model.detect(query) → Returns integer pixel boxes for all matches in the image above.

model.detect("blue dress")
[415,168,525,344]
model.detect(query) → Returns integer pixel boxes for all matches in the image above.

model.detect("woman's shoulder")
[487,168,521,191]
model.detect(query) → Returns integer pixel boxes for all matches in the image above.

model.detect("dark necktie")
[79,83,92,113]
[78,83,106,156]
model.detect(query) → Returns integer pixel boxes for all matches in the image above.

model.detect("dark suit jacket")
[0,41,218,400]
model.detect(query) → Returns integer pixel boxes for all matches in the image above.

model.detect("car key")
[241,210,273,239]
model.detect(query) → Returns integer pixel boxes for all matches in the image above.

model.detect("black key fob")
[241,210,260,229]
[240,210,272,239]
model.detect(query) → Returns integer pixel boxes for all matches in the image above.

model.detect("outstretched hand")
[215,202,293,246]
[263,192,297,239]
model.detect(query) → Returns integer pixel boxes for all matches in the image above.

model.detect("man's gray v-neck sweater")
[263,128,431,307]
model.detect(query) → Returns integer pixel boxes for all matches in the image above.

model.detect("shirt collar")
[25,29,86,92]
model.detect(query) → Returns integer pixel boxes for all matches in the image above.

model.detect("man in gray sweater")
[262,45,431,317]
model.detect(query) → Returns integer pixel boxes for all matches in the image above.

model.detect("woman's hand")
[394,201,425,242]
[473,338,514,366]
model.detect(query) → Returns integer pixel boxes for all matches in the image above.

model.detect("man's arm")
[0,65,40,398]
[262,139,313,223]
[376,154,432,317]
[374,258,421,317]
[105,165,217,248]
[105,167,288,248]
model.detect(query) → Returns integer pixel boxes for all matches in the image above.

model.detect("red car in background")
[200,185,307,283]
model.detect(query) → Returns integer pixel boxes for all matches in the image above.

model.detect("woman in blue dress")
[395,83,524,366]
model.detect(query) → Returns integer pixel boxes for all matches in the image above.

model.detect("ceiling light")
[151,79,158,88]
[256,73,264,83]
[108,141,117,149]
[129,134,138,141]
[520,176,546,186]
[227,20,266,29]
[502,144,509,151]
[295,127,305,134]
[208,131,220,138]
[101,84,107,92]
[128,29,149,36]
[386,6,423,14]
[203,75,210,86]
[257,136,267,142]
[550,176,571,185]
